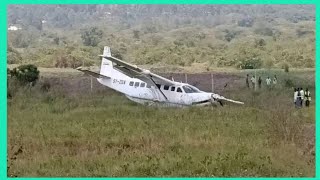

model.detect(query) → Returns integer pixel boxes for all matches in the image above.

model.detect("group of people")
[245,74,312,108]
[294,88,311,108]
[246,74,277,89]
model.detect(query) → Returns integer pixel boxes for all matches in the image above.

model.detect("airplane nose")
[210,93,223,106]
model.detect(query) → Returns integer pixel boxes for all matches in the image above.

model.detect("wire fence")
[38,73,243,95]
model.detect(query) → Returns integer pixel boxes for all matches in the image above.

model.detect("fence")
[38,73,243,95]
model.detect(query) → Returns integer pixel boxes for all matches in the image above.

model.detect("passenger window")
[177,87,182,93]
[146,84,151,88]
[171,87,175,91]
[156,84,161,89]
[134,82,140,87]
[140,83,145,87]
[164,85,169,90]
[129,81,134,86]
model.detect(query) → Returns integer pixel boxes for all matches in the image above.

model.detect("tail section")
[100,46,113,77]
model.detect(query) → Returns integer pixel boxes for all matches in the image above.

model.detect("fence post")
[90,76,93,93]
[185,73,188,83]
[211,73,214,92]
[254,69,257,91]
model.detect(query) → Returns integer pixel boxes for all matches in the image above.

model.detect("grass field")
[7,69,315,177]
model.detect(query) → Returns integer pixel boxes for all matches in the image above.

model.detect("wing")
[76,67,110,79]
[101,55,178,86]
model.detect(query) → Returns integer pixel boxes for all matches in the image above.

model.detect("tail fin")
[100,46,113,77]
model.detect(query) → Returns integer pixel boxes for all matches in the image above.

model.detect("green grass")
[7,77,315,177]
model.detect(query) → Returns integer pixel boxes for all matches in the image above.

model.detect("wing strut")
[150,76,168,101]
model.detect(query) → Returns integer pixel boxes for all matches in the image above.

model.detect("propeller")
[211,93,244,106]
[211,94,224,106]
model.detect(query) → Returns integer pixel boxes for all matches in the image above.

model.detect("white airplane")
[76,46,244,107]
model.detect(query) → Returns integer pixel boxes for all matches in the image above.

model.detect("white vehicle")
[76,46,244,107]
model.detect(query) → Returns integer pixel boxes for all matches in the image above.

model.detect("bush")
[255,39,266,47]
[224,30,237,42]
[283,63,289,73]
[133,30,140,39]
[80,27,103,47]
[238,17,254,27]
[10,64,40,86]
[239,57,262,69]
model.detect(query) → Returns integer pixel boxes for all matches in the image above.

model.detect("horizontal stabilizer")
[76,67,110,79]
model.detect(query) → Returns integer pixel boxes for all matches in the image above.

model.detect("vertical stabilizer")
[100,46,113,77]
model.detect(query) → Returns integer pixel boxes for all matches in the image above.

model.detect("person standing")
[272,75,277,88]
[266,76,271,89]
[246,74,250,88]
[258,76,262,89]
[294,88,298,107]
[251,75,256,88]
[305,88,311,107]
[300,88,304,107]
[296,88,302,108]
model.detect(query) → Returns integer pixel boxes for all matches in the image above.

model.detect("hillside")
[7,5,315,69]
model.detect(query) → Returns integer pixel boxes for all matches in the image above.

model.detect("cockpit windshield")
[182,85,200,93]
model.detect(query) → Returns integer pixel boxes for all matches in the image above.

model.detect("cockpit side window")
[134,82,140,87]
[177,87,182,93]
[171,87,175,91]
[182,85,200,93]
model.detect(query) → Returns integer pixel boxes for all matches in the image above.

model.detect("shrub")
[10,64,40,86]
[133,30,140,39]
[283,63,289,73]
[80,27,103,47]
[224,30,237,42]
[238,17,254,27]
[239,57,262,69]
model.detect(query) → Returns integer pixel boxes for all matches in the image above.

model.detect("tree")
[10,64,40,86]
[237,17,254,27]
[282,62,289,72]
[80,27,103,47]
[133,30,140,39]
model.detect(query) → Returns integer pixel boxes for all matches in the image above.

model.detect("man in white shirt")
[266,77,271,89]
[294,88,298,107]
[272,75,277,88]
[305,88,311,107]
[251,75,256,88]
[300,88,304,107]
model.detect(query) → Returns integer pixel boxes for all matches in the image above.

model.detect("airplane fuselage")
[97,68,214,107]
[77,46,243,107]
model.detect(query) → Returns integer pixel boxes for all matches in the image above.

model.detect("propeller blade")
[221,97,244,104]
[211,94,244,105]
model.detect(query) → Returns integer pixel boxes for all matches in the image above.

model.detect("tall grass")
[7,73,315,177]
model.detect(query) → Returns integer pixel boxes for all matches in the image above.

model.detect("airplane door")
[176,87,193,105]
